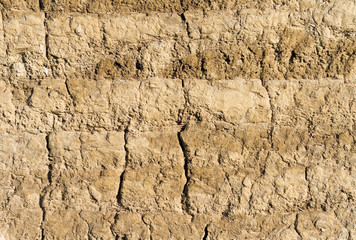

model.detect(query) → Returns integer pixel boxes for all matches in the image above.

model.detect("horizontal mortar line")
[2,77,353,84]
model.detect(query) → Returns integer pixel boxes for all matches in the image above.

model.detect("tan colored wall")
[0,0,355,239]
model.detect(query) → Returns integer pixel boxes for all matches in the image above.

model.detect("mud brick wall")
[0,0,355,239]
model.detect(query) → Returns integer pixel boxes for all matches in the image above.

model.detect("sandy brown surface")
[0,0,355,239]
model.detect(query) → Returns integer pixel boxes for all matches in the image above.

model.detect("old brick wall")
[0,0,355,239]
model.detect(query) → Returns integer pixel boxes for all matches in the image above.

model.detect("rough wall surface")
[0,0,355,239]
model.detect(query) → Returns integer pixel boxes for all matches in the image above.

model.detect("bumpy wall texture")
[0,0,355,239]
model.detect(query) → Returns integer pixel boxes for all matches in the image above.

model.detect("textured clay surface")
[0,0,355,239]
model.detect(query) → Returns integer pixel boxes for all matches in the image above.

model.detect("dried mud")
[0,0,355,239]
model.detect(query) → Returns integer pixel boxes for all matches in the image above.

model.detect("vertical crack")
[116,126,129,208]
[44,16,49,61]
[294,213,302,239]
[116,170,126,206]
[141,215,153,240]
[38,0,44,10]
[179,0,186,15]
[0,11,7,56]
[179,12,190,39]
[202,224,209,240]
[260,79,275,149]
[42,12,50,61]
[178,79,190,124]
[177,125,191,216]
[42,11,51,79]
[65,78,76,107]
[78,133,85,166]
[79,210,91,240]
[305,167,308,181]
[39,192,46,240]
[305,166,312,209]
[40,133,53,240]
[26,87,34,106]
